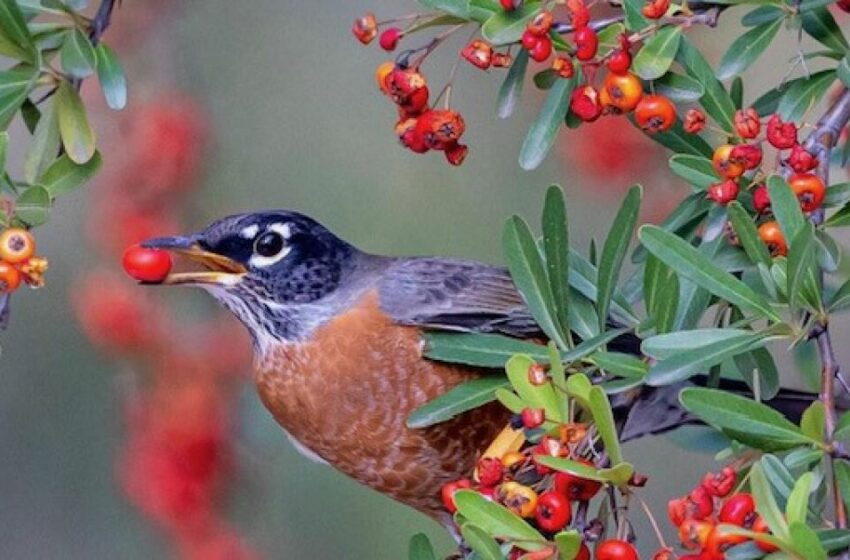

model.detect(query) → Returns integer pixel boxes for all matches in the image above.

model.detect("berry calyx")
[0,228,36,264]
[535,491,572,532]
[0,261,21,293]
[758,221,787,257]
[527,11,554,36]
[595,539,639,560]
[552,56,575,79]
[527,363,549,385]
[501,482,538,517]
[122,245,173,283]
[441,479,471,513]
[788,172,826,212]
[634,94,676,133]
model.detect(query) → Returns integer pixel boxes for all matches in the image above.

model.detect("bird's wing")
[377,257,541,337]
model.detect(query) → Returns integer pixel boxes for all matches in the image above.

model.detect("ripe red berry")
[688,484,715,519]
[767,113,797,149]
[500,0,520,10]
[752,515,780,552]
[521,29,540,51]
[441,479,471,513]
[444,142,468,166]
[600,72,643,113]
[719,492,756,527]
[730,144,763,170]
[573,26,599,61]
[634,94,676,133]
[678,519,714,551]
[0,261,21,293]
[535,491,572,532]
[759,221,787,257]
[595,539,639,560]
[379,27,403,51]
[387,68,430,115]
[789,172,826,212]
[527,10,554,36]
[734,108,761,139]
[0,228,36,264]
[668,497,689,526]
[552,56,575,79]
[642,0,670,18]
[607,49,632,74]
[576,544,591,560]
[352,12,378,44]
[554,459,602,501]
[704,526,748,560]
[838,0,850,12]
[571,85,603,122]
[567,0,591,27]
[752,184,771,214]
[521,407,545,429]
[122,244,173,283]
[702,467,737,497]
[787,143,819,173]
[477,457,503,487]
[529,36,553,62]
[462,40,493,69]
[684,109,706,133]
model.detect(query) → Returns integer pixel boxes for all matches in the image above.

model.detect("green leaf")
[39,151,102,197]
[95,43,127,110]
[800,401,825,443]
[589,386,623,464]
[789,521,827,560]
[742,5,783,26]
[647,330,772,386]
[59,28,96,79]
[55,80,96,164]
[801,7,849,55]
[554,530,583,560]
[503,216,569,349]
[767,175,806,241]
[418,0,489,20]
[543,185,570,340]
[495,387,525,413]
[653,72,705,103]
[408,533,436,560]
[453,490,546,551]
[561,327,631,363]
[750,460,790,541]
[734,347,780,400]
[828,275,850,312]
[622,0,649,31]
[717,19,783,80]
[786,222,817,309]
[422,332,547,368]
[534,457,607,482]
[461,524,502,560]
[481,1,540,45]
[0,0,37,63]
[839,56,850,88]
[785,472,813,525]
[0,66,36,129]
[597,185,640,331]
[728,202,772,267]
[639,225,781,321]
[834,461,850,517]
[777,69,836,122]
[0,131,6,177]
[404,13,468,34]
[676,37,736,132]
[15,185,51,226]
[632,115,714,157]
[506,354,562,422]
[23,99,60,183]
[632,26,682,80]
[730,77,744,109]
[817,528,850,553]
[680,389,817,452]
[592,351,647,378]
[519,70,578,170]
[668,154,720,190]
[407,377,509,428]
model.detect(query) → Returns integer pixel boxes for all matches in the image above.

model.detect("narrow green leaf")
[680,389,817,452]
[668,154,720,190]
[799,401,825,442]
[817,528,850,553]
[789,521,827,560]
[407,377,509,428]
[404,13,468,34]
[767,175,806,241]
[95,43,127,110]
[506,354,562,422]
[542,185,570,340]
[785,472,813,525]
[59,28,96,79]
[786,222,817,309]
[461,524,502,560]
[777,69,836,122]
[839,57,850,88]
[741,5,783,26]
[631,115,714,157]
[730,77,744,109]
[622,0,649,31]
[55,80,96,164]
[751,460,791,541]
[481,1,541,45]
[534,457,607,482]
[801,7,849,55]
[589,386,623,464]
[15,185,51,226]
[519,71,578,170]
[423,332,548,368]
[561,327,630,363]
[503,216,569,349]
[834,461,850,518]
[728,202,772,267]
[495,387,524,413]
[39,151,102,197]
[0,66,36,129]
[639,225,781,321]
[23,100,60,183]
[408,533,437,560]
[717,19,783,80]
[597,185,640,331]
[453,490,546,551]
[676,37,736,132]
[653,72,706,103]
[828,275,850,312]
[815,230,841,272]
[632,26,682,80]
[0,0,37,63]
[591,351,647,378]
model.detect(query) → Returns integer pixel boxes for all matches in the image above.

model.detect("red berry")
[576,544,590,560]
[0,228,36,264]
[719,493,756,527]
[839,0,850,12]
[704,527,747,560]
[122,244,173,283]
[684,109,706,133]
[642,0,670,18]
[787,143,819,173]
[529,37,553,62]
[752,184,771,214]
[462,40,493,69]
[789,172,826,212]
[729,143,763,170]
[734,108,761,139]
[567,0,591,28]
[535,491,572,532]
[521,407,545,429]
[708,179,740,205]
[352,12,378,45]
[527,10,554,36]
[554,459,602,501]
[379,27,403,51]
[752,515,780,552]
[441,479,472,513]
[767,113,797,149]
[521,29,540,51]
[444,142,468,166]
[607,50,631,74]
[501,0,520,10]
[702,467,737,497]
[477,457,504,487]
[0,261,21,293]
[759,221,787,257]
[571,85,603,122]
[574,26,599,61]
[634,94,676,133]
[595,539,638,560]
[688,485,715,519]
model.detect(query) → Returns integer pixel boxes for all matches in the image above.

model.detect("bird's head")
[142,210,362,346]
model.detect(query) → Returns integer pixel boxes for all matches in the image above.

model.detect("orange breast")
[254,291,508,518]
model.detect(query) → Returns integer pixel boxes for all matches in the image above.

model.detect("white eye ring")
[249,223,292,267]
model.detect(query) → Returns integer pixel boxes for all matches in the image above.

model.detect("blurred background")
[0,1,846,558]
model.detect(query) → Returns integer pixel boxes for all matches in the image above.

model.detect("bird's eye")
[254,231,285,257]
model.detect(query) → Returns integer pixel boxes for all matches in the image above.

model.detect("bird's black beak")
[142,235,247,286]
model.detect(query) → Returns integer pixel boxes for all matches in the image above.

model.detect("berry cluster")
[0,228,47,294]
[665,468,778,559]
[686,106,826,258]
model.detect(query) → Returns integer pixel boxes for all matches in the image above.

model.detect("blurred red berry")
[684,109,706,133]
[552,56,575,79]
[574,27,598,61]
[462,40,493,69]
[734,108,761,139]
[352,12,378,44]
[787,143,819,173]
[752,184,771,214]
[529,36,553,62]
[607,50,631,74]
[642,0,670,18]
[730,143,763,170]
[379,27,403,51]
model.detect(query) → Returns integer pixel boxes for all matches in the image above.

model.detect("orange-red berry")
[734,108,761,139]
[789,172,826,212]
[600,72,643,113]
[634,94,676,133]
[758,221,787,257]
[0,261,21,293]
[352,13,378,44]
[0,228,35,264]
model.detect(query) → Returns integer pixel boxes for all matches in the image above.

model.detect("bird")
[140,209,815,534]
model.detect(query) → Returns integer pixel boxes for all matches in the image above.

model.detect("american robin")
[141,210,814,533]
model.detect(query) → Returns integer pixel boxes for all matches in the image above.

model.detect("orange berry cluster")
[685,106,826,258]
[0,228,47,294]
[665,468,778,559]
